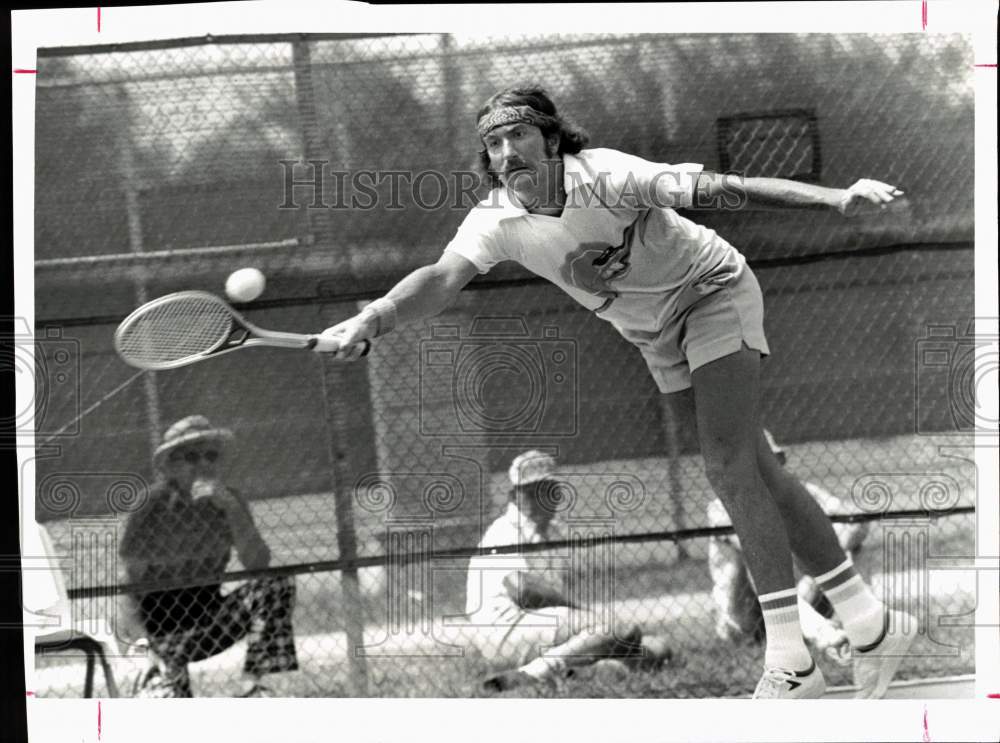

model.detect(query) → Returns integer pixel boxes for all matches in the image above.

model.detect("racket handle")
[308,336,372,359]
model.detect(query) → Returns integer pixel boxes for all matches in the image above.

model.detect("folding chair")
[35,630,120,698]
[28,521,120,698]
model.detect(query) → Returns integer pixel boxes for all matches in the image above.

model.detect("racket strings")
[117,296,235,366]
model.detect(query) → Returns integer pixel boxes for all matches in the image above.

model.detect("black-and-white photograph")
[12,2,999,741]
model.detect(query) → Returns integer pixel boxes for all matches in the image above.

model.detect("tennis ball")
[225,267,266,303]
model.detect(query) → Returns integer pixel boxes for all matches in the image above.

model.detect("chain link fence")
[28,32,977,698]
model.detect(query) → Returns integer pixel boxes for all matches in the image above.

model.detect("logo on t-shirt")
[561,223,636,298]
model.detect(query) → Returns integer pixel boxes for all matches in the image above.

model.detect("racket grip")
[308,335,372,359]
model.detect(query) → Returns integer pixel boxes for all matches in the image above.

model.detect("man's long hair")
[475,85,590,188]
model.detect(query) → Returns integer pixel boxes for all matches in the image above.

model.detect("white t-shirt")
[445,148,746,334]
[465,503,561,620]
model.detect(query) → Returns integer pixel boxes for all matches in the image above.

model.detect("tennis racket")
[114,290,370,370]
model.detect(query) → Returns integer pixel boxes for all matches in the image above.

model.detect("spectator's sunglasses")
[169,449,219,464]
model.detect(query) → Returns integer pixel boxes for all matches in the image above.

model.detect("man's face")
[483,123,560,204]
[521,479,560,533]
[163,443,222,493]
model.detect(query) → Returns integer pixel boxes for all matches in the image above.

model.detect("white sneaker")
[752,661,826,699]
[852,610,917,699]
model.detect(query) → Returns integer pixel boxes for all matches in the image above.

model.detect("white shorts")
[618,266,770,393]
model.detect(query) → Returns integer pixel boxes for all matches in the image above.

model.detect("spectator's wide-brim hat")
[153,415,234,468]
[509,450,557,487]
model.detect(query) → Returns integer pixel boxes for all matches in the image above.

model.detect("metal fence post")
[441,34,461,166]
[660,395,690,561]
[320,372,371,696]
[114,84,161,456]
[292,37,371,695]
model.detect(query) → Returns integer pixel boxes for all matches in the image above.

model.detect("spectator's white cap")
[509,450,557,487]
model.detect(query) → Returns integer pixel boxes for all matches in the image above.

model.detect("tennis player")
[317,85,913,699]
[469,451,671,692]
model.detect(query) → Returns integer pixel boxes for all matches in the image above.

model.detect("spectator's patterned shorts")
[135,576,297,698]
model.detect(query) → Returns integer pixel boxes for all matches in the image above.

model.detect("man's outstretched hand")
[837,179,906,217]
[312,313,376,360]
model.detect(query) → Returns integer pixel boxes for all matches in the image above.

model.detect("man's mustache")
[504,163,532,177]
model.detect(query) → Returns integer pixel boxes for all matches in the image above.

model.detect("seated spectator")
[468,451,671,692]
[118,415,298,697]
[707,430,869,661]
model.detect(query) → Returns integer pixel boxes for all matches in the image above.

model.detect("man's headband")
[477,105,557,139]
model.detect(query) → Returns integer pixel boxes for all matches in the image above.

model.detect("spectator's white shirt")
[465,503,560,620]
[445,147,744,334]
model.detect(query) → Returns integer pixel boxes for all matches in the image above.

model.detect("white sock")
[759,587,813,671]
[815,559,885,648]
[519,655,566,680]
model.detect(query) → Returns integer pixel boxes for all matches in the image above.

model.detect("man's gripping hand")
[313,297,396,359]
[837,179,906,217]
[313,313,377,360]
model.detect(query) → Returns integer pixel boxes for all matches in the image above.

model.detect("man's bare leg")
[685,346,815,682]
